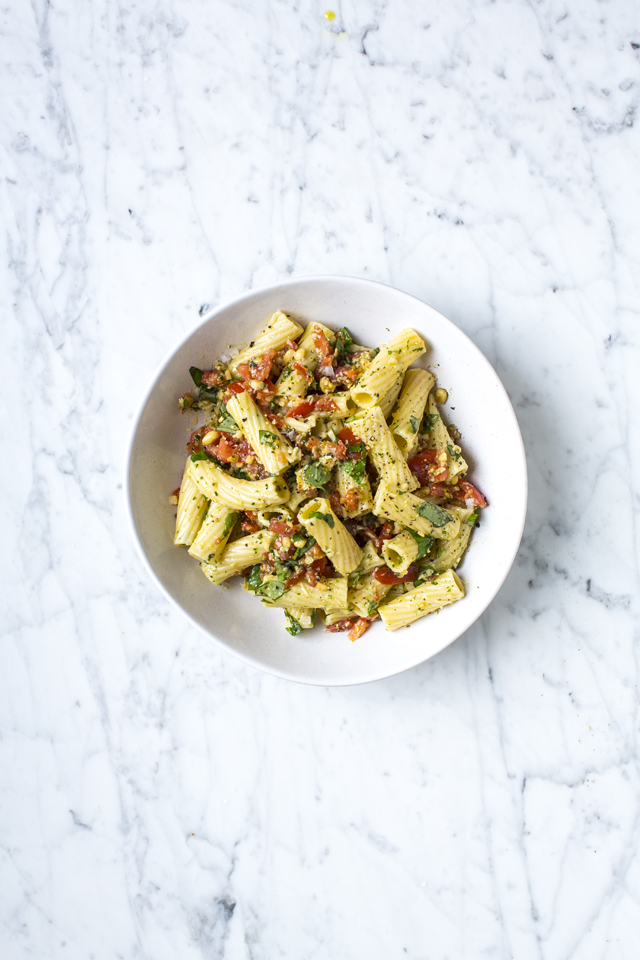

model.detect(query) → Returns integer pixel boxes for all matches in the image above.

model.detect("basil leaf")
[342,459,366,484]
[466,512,479,526]
[259,580,286,601]
[189,366,204,388]
[421,413,439,434]
[348,442,365,455]
[303,462,332,489]
[366,601,378,616]
[447,443,461,462]
[409,415,420,434]
[416,501,454,527]
[274,559,292,582]
[337,326,354,348]
[222,512,238,538]
[190,451,217,463]
[293,536,315,560]
[308,511,335,529]
[245,565,263,593]
[406,529,435,559]
[217,402,240,433]
[285,611,303,636]
[413,566,435,588]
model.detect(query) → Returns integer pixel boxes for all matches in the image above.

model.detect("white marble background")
[2,0,640,957]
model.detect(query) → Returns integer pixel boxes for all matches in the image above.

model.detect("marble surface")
[2,0,640,957]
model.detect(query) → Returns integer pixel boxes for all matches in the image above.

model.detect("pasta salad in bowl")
[126,277,526,685]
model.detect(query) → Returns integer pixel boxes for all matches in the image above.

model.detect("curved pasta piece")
[298,497,363,575]
[200,530,275,585]
[189,458,290,510]
[227,391,300,475]
[379,569,464,631]
[350,407,418,493]
[263,577,349,612]
[373,484,462,540]
[381,530,421,575]
[228,311,303,372]
[188,502,238,562]
[174,459,208,545]
[389,369,435,457]
[351,328,426,409]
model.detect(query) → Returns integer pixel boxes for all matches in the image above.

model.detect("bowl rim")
[124,275,528,686]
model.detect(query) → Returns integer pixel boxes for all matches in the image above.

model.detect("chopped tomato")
[329,491,343,517]
[338,426,359,446]
[342,487,360,513]
[201,368,226,388]
[457,479,488,507]
[293,361,312,381]
[268,519,299,536]
[216,435,237,463]
[241,518,261,534]
[227,381,246,395]
[312,329,334,363]
[408,448,448,485]
[285,569,306,589]
[237,348,277,384]
[288,397,315,419]
[187,429,203,454]
[348,617,373,642]
[373,563,419,585]
[326,617,357,633]
[334,366,359,386]
[171,487,181,498]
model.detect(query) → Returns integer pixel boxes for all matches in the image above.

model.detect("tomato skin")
[293,361,312,381]
[457,479,488,507]
[288,397,315,419]
[408,448,448,485]
[326,617,357,633]
[342,488,360,513]
[373,563,419,586]
[201,368,226,387]
[288,395,337,418]
[268,520,298,536]
[338,426,359,446]
[312,329,334,362]
[227,381,246,395]
[348,617,372,642]
[241,518,261,534]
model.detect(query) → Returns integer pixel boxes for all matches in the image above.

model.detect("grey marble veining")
[1,1,640,957]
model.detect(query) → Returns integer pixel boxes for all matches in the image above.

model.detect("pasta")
[172,313,488,640]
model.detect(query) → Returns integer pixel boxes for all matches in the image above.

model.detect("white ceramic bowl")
[125,277,527,685]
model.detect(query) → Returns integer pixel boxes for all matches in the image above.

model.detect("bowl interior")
[126,277,527,685]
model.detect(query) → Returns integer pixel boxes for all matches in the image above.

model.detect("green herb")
[409,415,420,434]
[466,512,479,526]
[259,580,286,601]
[421,413,439,433]
[293,536,316,560]
[416,501,454,527]
[342,459,366,484]
[190,451,217,463]
[348,442,365,455]
[335,326,355,362]
[413,566,435,588]
[308,511,335,528]
[406,529,435,559]
[303,462,332,489]
[350,572,363,588]
[274,559,292,582]
[259,430,279,449]
[189,366,204,388]
[217,402,240,433]
[366,601,378,616]
[222,512,238,538]
[285,611,303,636]
[178,394,194,412]
[232,467,251,480]
[447,443,461,462]
[245,565,263,593]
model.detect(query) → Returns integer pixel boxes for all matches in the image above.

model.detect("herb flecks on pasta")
[172,312,488,641]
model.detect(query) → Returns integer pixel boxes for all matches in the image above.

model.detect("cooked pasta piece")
[227,391,300,475]
[298,498,363,575]
[228,311,303,372]
[174,460,209,546]
[381,530,421,576]
[422,393,468,482]
[353,541,385,574]
[263,576,349,612]
[200,530,275,585]
[274,322,335,398]
[349,571,393,617]
[389,369,435,457]
[255,506,293,528]
[378,569,465,631]
[373,483,462,540]
[188,502,238,562]
[283,607,315,632]
[351,328,426,408]
[377,370,405,420]
[350,407,418,493]
[189,458,290,510]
